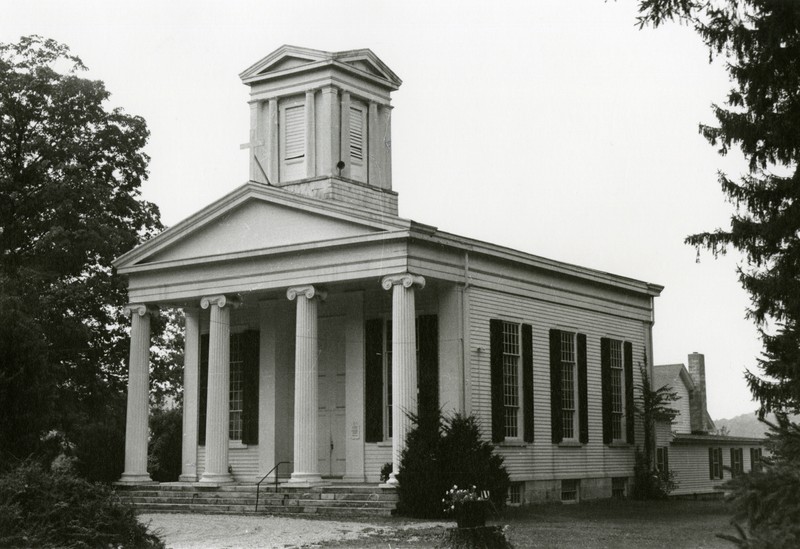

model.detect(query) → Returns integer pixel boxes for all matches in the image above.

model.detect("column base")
[286,472,327,487]
[178,474,198,482]
[117,472,154,484]
[199,472,234,484]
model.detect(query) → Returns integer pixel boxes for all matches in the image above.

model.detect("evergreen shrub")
[397,412,509,518]
[0,461,164,548]
[631,448,675,500]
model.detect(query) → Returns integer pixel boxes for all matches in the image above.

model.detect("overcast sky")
[2,0,766,420]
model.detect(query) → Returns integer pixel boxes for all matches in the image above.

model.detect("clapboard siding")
[197,445,260,481]
[670,442,763,495]
[672,382,692,434]
[364,444,392,482]
[468,286,647,481]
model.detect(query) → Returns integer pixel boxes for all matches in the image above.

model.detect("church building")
[114,46,663,505]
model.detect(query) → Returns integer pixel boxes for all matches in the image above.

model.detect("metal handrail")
[255,461,291,512]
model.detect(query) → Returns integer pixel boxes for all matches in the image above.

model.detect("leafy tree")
[0,35,164,467]
[636,0,800,416]
[635,358,680,466]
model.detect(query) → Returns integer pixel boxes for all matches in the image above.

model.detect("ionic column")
[119,303,158,483]
[180,307,201,482]
[381,273,426,485]
[199,295,239,483]
[287,284,327,485]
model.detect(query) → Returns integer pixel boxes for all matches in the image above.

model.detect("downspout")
[461,251,471,415]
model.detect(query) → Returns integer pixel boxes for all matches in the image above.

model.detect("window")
[502,321,522,439]
[383,320,393,439]
[612,477,627,499]
[560,332,578,441]
[609,340,624,440]
[363,316,439,443]
[491,320,534,443]
[561,479,579,502]
[507,483,522,506]
[229,333,244,441]
[750,447,763,473]
[709,447,723,480]
[730,448,744,477]
[279,98,305,182]
[656,446,669,474]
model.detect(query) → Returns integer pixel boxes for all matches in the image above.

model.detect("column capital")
[123,303,159,318]
[286,285,327,302]
[381,273,426,291]
[200,295,241,310]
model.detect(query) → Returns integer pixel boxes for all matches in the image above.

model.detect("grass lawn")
[326,499,739,548]
[502,499,737,548]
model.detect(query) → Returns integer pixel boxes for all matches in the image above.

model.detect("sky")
[2,0,766,420]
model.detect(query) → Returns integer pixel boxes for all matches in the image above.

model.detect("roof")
[672,433,766,445]
[653,363,695,392]
[239,45,402,90]
[113,181,663,299]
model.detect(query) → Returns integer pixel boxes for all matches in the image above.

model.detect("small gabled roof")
[239,45,402,89]
[654,363,696,393]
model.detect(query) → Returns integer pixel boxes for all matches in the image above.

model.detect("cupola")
[240,46,402,216]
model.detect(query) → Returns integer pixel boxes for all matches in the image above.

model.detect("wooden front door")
[318,316,346,477]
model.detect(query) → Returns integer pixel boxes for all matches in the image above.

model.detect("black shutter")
[198,334,209,446]
[709,447,714,479]
[577,333,588,445]
[664,447,669,473]
[417,315,439,426]
[490,319,505,443]
[549,329,563,444]
[730,448,735,477]
[624,341,634,444]
[522,324,534,443]
[364,319,384,443]
[600,338,613,444]
[241,330,260,445]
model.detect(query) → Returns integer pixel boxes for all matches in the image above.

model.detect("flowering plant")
[442,484,486,514]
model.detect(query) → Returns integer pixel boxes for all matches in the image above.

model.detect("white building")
[114,46,664,506]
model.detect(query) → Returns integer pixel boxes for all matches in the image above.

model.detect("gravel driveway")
[139,513,448,549]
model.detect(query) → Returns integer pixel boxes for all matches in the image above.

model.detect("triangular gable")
[114,182,410,270]
[239,45,401,89]
[144,199,383,264]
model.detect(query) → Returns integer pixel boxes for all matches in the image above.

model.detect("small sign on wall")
[351,421,360,440]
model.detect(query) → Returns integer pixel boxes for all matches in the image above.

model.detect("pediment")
[144,200,381,264]
[239,45,401,88]
[114,183,409,271]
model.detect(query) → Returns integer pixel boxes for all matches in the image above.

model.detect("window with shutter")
[750,447,763,472]
[560,332,579,441]
[491,320,533,442]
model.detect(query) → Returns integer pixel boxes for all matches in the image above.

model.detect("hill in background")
[714,412,800,438]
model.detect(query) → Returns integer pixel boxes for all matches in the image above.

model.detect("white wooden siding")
[468,286,647,481]
[364,444,392,482]
[671,381,692,434]
[196,445,260,482]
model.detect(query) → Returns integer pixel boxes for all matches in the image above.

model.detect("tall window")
[502,321,521,439]
[731,448,744,477]
[384,320,393,439]
[561,332,578,440]
[709,447,723,480]
[609,340,624,440]
[750,447,763,473]
[229,333,244,441]
[656,446,669,474]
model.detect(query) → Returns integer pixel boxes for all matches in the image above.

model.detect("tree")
[636,0,800,416]
[0,35,163,465]
[635,359,679,466]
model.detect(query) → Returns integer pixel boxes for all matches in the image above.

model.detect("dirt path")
[139,513,448,549]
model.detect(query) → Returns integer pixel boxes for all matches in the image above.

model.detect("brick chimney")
[687,352,710,433]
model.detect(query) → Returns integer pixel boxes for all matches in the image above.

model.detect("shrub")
[397,412,509,518]
[631,448,675,500]
[0,460,164,548]
[148,405,183,482]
